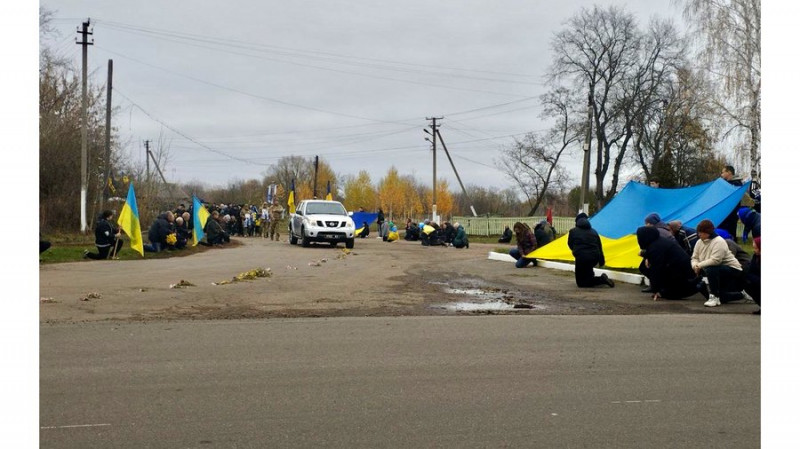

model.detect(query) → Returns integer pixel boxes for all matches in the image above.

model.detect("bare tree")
[549,5,643,208]
[677,0,760,181]
[264,155,313,197]
[497,87,578,216]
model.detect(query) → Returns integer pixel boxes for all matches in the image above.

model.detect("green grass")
[39,234,228,264]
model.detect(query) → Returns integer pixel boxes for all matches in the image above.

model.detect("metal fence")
[451,216,745,237]
[451,216,574,237]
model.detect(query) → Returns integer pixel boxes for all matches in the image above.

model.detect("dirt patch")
[39,236,757,323]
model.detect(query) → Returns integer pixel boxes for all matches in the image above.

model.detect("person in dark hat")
[644,212,674,240]
[636,226,699,300]
[738,206,761,243]
[84,210,123,260]
[567,213,614,288]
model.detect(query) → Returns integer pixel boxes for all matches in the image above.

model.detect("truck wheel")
[301,228,311,247]
[345,238,354,249]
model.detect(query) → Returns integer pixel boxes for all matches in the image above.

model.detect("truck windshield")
[306,202,347,215]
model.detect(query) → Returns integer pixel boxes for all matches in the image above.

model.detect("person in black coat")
[144,211,174,252]
[567,213,614,288]
[442,222,456,245]
[376,209,385,238]
[201,211,230,246]
[358,221,370,238]
[85,210,123,260]
[498,225,512,243]
[719,166,744,241]
[533,220,556,247]
[745,236,761,314]
[174,216,192,249]
[636,226,699,300]
[404,220,419,241]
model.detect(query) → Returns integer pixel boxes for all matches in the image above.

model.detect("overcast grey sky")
[42,0,683,191]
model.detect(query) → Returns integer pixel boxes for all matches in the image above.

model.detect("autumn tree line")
[39,1,760,233]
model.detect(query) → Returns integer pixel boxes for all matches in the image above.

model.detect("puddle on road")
[430,285,546,312]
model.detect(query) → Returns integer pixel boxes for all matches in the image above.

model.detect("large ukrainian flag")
[530,178,751,269]
[192,195,211,246]
[117,183,144,256]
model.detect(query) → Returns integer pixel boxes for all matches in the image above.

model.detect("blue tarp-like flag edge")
[530,178,752,269]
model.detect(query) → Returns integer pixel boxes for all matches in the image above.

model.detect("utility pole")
[103,59,113,209]
[144,140,151,181]
[580,93,593,214]
[313,155,319,199]
[425,117,442,222]
[435,129,477,217]
[77,18,93,232]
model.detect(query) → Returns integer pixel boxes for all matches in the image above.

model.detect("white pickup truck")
[289,200,356,249]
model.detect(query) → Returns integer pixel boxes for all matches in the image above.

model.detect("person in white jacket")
[691,219,747,307]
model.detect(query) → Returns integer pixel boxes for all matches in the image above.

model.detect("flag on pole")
[287,179,296,213]
[325,180,332,201]
[117,183,144,256]
[546,207,553,225]
[266,184,275,204]
[106,173,116,194]
[192,194,211,246]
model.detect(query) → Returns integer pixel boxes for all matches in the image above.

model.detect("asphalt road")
[40,315,759,448]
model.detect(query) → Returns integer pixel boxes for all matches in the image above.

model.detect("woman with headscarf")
[567,213,614,288]
[636,226,698,300]
[509,222,538,268]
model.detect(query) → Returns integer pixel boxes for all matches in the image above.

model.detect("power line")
[95,19,542,82]
[113,87,269,166]
[97,45,415,125]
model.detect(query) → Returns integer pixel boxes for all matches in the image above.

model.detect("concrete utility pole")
[435,129,477,217]
[103,59,113,209]
[313,155,319,199]
[425,117,442,222]
[580,93,593,214]
[77,19,93,232]
[144,140,151,181]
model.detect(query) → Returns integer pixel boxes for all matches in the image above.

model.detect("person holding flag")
[287,179,296,214]
[117,183,144,257]
[84,209,123,260]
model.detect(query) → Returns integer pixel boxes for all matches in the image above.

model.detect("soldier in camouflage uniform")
[267,198,285,241]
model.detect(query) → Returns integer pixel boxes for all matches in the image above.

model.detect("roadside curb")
[487,252,646,286]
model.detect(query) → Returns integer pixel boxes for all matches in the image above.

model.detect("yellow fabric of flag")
[529,234,643,269]
[117,183,144,256]
[287,190,296,214]
[192,195,211,246]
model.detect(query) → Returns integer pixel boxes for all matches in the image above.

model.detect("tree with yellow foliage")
[423,178,454,221]
[400,176,424,220]
[377,167,405,221]
[342,170,377,212]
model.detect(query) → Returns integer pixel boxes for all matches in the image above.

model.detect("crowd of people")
[63,167,763,314]
[396,219,469,249]
[73,197,288,259]
[492,165,762,313]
